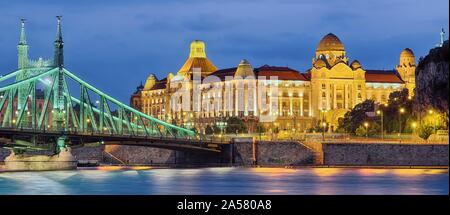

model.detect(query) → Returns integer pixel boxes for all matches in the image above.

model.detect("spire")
[17,18,28,69]
[55,16,63,42]
[54,16,64,68]
[19,18,27,45]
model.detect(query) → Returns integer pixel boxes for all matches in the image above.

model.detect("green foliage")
[225,117,248,134]
[335,127,347,133]
[338,100,375,134]
[382,89,415,133]
[256,123,266,134]
[419,125,435,140]
[205,125,220,135]
[355,126,367,137]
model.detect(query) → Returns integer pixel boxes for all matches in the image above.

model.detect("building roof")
[205,65,308,82]
[255,65,308,81]
[207,67,238,81]
[365,70,404,83]
[316,33,345,52]
[177,57,218,77]
[149,78,167,90]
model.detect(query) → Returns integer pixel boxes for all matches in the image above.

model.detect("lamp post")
[321,109,327,141]
[411,122,417,136]
[428,110,436,134]
[377,103,388,140]
[216,120,227,143]
[399,108,405,142]
[364,122,369,139]
[376,110,383,140]
[322,122,326,141]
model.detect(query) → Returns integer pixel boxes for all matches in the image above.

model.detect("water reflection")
[0,167,448,195]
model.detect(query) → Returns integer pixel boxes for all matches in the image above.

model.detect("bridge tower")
[52,16,67,150]
[16,19,30,128]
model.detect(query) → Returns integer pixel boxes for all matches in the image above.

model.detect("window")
[321,84,326,89]
[322,92,326,98]
[357,85,362,90]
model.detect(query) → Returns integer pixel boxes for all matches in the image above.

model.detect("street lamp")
[364,122,369,139]
[376,109,384,140]
[399,108,405,142]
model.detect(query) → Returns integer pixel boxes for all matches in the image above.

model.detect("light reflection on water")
[0,167,448,195]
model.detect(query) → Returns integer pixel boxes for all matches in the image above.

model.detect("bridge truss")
[0,67,201,153]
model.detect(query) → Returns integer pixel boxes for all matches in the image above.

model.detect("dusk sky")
[0,0,448,102]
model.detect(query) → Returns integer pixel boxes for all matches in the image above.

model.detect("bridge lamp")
[12,119,16,124]
[384,103,388,107]
[376,110,381,115]
[27,111,31,115]
[86,118,91,123]
[428,110,434,115]
[399,108,405,114]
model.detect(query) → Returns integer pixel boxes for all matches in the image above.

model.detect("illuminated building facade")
[131,33,416,132]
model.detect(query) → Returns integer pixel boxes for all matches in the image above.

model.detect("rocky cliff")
[414,40,449,115]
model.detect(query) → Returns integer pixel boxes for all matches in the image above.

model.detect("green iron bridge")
[0,17,221,154]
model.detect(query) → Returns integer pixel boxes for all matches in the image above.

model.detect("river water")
[0,167,448,195]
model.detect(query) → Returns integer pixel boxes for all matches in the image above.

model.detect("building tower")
[313,33,348,66]
[16,19,30,127]
[396,48,416,96]
[177,40,217,78]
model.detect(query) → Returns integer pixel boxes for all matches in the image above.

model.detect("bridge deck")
[0,128,223,153]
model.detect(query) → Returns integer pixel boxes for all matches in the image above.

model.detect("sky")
[0,0,448,102]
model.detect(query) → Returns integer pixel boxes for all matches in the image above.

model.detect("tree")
[225,117,247,134]
[338,100,375,134]
[355,126,366,137]
[383,89,415,133]
[205,125,220,135]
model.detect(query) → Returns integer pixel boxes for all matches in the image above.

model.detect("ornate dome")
[350,60,361,69]
[400,48,415,58]
[234,59,255,78]
[316,33,345,52]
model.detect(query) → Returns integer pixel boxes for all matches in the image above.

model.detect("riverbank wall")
[98,140,314,166]
[322,143,449,166]
[2,141,448,168]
